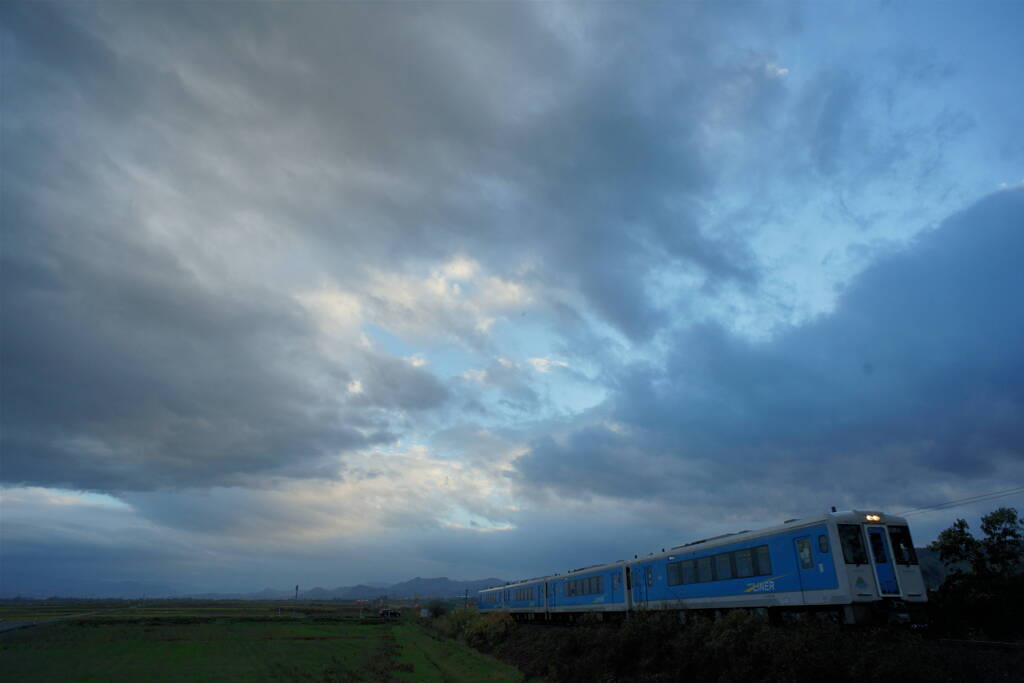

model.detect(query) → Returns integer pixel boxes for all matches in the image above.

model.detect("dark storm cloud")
[514,189,1024,509]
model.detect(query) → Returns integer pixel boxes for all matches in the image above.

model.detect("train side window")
[755,545,772,576]
[681,560,697,584]
[667,561,682,586]
[645,567,654,587]
[715,553,734,580]
[818,535,830,553]
[888,526,919,565]
[734,549,754,578]
[697,556,714,582]
[796,538,814,569]
[838,524,870,565]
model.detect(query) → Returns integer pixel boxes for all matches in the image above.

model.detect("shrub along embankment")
[432,609,1023,682]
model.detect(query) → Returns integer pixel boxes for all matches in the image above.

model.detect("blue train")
[479,510,927,624]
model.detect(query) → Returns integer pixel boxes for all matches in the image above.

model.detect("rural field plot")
[0,603,523,682]
[0,601,127,622]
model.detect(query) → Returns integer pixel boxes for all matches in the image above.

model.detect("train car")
[627,509,926,624]
[547,561,630,616]
[479,510,926,625]
[479,576,548,618]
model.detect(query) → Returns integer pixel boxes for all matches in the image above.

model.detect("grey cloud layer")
[0,2,789,491]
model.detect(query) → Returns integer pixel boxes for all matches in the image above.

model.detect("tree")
[929,507,1024,578]
[927,507,1024,638]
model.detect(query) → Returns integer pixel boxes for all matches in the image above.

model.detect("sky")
[2,1,1023,597]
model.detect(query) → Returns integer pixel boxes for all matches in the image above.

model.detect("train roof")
[640,509,910,563]
[479,559,628,593]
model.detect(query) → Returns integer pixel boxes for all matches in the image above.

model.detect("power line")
[897,486,1024,517]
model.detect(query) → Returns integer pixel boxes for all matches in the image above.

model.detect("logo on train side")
[744,575,787,593]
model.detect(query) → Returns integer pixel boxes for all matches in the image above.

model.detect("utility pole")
[294,585,299,601]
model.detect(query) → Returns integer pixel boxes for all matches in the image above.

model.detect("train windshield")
[887,525,919,565]
[838,524,870,565]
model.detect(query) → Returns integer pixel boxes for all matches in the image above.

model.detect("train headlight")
[865,514,881,522]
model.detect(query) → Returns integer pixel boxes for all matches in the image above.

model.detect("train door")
[625,567,633,610]
[866,526,900,595]
[633,564,652,606]
[792,536,815,604]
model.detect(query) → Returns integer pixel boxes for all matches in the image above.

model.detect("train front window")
[868,530,888,563]
[888,525,919,565]
[839,524,869,565]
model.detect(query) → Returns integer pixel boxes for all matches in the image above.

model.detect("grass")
[0,601,524,682]
[392,622,522,682]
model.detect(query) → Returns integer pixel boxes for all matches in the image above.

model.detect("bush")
[482,609,1024,682]
[425,599,449,618]
[431,606,480,640]
[464,611,515,650]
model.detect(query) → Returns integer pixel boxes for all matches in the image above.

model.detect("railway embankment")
[431,607,1023,682]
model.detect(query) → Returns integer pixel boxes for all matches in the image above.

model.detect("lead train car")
[479,510,926,625]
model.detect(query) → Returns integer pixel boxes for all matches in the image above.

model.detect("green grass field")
[0,602,523,682]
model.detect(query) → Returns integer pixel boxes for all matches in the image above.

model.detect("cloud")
[3,1,1022,595]
[528,357,569,373]
[514,189,1024,513]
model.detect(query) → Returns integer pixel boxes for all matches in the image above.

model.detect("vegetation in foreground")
[0,603,522,682]
[433,608,1023,682]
